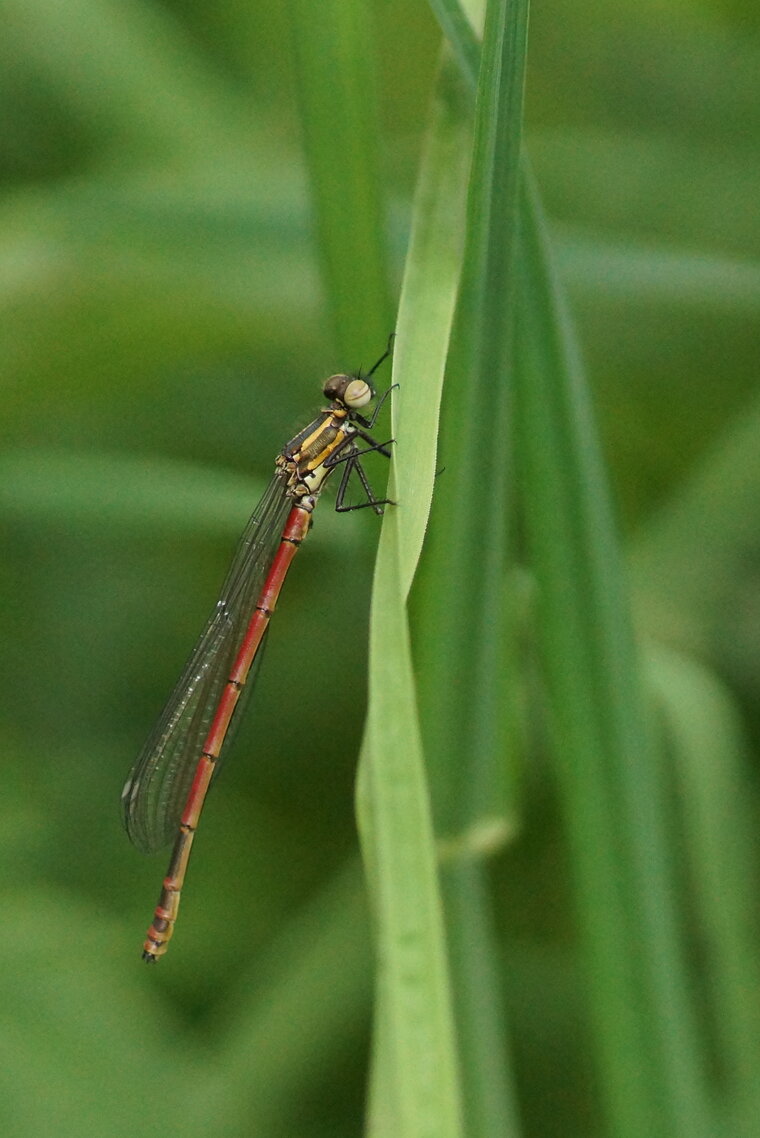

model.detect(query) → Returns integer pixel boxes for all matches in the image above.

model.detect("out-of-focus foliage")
[0,2,758,1137]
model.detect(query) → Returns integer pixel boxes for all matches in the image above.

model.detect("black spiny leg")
[355,383,398,431]
[335,455,393,514]
[366,333,395,379]
[327,436,394,465]
[326,430,395,514]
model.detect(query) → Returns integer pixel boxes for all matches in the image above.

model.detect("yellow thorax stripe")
[299,414,349,473]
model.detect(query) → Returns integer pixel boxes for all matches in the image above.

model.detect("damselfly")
[122,339,394,961]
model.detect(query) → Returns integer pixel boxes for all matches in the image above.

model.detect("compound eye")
[342,378,372,408]
[323,373,349,402]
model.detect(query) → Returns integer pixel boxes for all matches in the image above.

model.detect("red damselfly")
[122,339,394,960]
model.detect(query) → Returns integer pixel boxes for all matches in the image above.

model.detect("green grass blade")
[0,449,267,538]
[514,168,712,1138]
[410,3,529,1135]
[413,0,527,838]
[356,41,478,1138]
[392,54,473,596]
[4,0,247,158]
[360,532,463,1138]
[426,0,481,89]
[633,392,760,650]
[556,229,760,317]
[648,645,760,1137]
[289,0,392,360]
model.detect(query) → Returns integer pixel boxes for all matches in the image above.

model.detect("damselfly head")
[323,374,374,410]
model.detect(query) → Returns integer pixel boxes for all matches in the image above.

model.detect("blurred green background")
[1,1,759,1136]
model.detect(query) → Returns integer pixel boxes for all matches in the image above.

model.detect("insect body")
[122,340,394,960]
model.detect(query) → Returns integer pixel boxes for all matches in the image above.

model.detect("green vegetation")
[1,1,759,1136]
